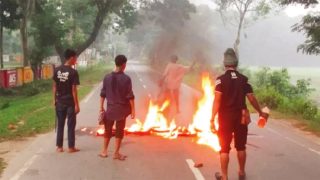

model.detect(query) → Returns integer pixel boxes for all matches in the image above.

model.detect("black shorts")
[104,119,126,138]
[218,110,248,153]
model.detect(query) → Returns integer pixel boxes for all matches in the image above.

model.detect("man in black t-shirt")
[53,49,80,153]
[211,48,267,180]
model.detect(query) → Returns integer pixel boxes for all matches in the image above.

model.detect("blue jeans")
[55,103,76,148]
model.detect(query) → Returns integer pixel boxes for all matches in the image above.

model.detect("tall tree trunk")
[54,9,106,64]
[234,13,245,59]
[20,16,28,67]
[74,9,106,56]
[55,44,65,63]
[0,23,3,69]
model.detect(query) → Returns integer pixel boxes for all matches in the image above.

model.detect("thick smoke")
[128,2,222,69]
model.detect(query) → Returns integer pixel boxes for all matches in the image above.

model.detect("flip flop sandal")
[56,148,64,153]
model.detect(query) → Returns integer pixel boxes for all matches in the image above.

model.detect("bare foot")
[98,153,108,158]
[56,147,64,153]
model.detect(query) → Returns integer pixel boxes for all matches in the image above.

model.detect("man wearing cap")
[211,48,267,180]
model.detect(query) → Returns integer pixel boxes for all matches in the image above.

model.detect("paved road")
[2,62,320,180]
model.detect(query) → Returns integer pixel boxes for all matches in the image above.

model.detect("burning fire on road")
[96,73,221,152]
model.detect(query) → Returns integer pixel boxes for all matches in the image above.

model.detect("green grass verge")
[0,62,113,142]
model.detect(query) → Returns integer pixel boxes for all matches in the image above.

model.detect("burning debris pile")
[96,73,221,152]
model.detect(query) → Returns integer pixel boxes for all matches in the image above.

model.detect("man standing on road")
[159,55,195,113]
[211,48,267,180]
[53,49,80,153]
[99,55,135,160]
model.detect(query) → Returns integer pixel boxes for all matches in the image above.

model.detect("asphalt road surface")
[2,61,320,180]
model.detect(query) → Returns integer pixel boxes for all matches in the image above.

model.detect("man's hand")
[259,112,269,120]
[210,120,217,133]
[100,107,105,112]
[75,105,80,114]
[131,111,135,119]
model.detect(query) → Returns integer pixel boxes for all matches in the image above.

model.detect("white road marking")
[139,78,143,82]
[266,127,282,136]
[186,159,205,180]
[267,127,320,156]
[143,85,147,89]
[84,83,101,103]
[10,149,43,180]
[285,137,306,148]
[309,148,320,156]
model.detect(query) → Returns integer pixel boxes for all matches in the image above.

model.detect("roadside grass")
[0,62,113,142]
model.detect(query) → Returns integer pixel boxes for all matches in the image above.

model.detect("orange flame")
[126,100,171,133]
[190,73,221,151]
[96,125,105,136]
[127,119,143,132]
[143,100,170,132]
[96,72,221,151]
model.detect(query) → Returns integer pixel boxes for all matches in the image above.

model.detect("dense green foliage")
[246,68,319,121]
[30,0,138,62]
[2,0,140,68]
[281,0,320,55]
[0,0,23,68]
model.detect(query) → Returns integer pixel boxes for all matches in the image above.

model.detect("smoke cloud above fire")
[127,1,222,68]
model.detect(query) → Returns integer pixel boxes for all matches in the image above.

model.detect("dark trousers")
[218,110,248,153]
[104,119,126,138]
[55,103,76,148]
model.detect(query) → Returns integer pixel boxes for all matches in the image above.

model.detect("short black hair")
[115,55,127,67]
[64,49,77,60]
[170,55,178,62]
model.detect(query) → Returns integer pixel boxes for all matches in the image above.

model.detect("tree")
[31,0,138,62]
[281,0,320,55]
[18,0,35,67]
[281,0,318,6]
[0,0,22,69]
[213,0,271,58]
